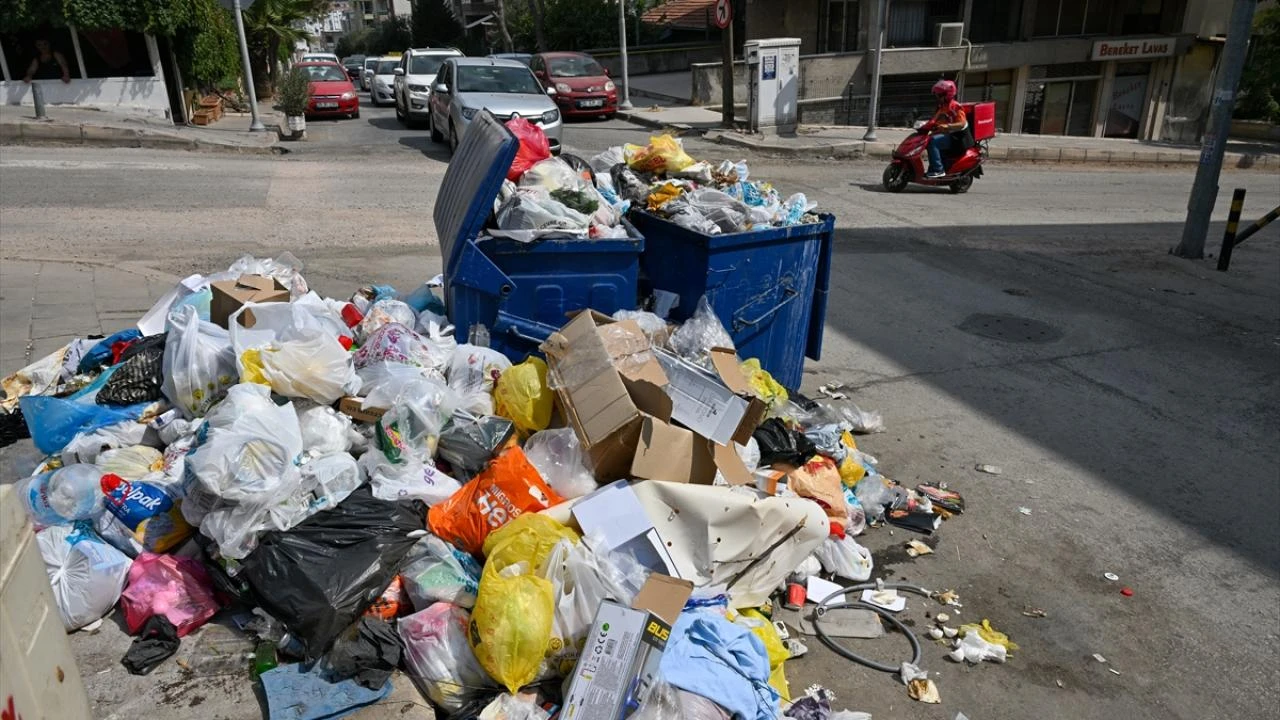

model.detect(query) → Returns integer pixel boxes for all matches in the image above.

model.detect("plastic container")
[631,212,835,390]
[18,464,104,527]
[434,110,644,363]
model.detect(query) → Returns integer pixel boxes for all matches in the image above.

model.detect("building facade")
[729,0,1250,142]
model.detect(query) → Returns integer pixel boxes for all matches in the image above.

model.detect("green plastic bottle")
[252,640,278,678]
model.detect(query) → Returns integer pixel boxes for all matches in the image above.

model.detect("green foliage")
[1236,5,1280,123]
[334,16,416,57]
[0,0,66,30]
[411,0,463,48]
[277,65,312,115]
[245,0,324,94]
[176,0,241,88]
[503,0,657,52]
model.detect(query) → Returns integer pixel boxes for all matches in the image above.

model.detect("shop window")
[969,0,1022,43]
[1120,0,1163,34]
[962,69,1013,131]
[823,0,860,53]
[1,27,80,82]
[1033,0,1111,37]
[887,0,962,47]
[78,29,154,78]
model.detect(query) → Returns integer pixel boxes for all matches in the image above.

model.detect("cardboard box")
[209,274,289,329]
[560,573,693,720]
[542,312,751,485]
[571,480,680,577]
[337,396,386,423]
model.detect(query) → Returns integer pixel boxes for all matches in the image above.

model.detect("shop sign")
[1091,38,1176,61]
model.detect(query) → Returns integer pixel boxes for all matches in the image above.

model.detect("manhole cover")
[957,313,1063,344]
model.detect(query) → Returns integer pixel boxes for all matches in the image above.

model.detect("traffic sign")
[713,0,732,29]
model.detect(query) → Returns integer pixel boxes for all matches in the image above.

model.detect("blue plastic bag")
[77,329,142,374]
[21,377,150,455]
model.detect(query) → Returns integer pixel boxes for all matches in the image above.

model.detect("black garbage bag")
[322,617,402,690]
[437,412,515,480]
[236,485,426,659]
[753,418,818,467]
[121,615,181,676]
[611,163,650,204]
[97,333,167,405]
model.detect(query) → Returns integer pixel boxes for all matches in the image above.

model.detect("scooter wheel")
[949,176,974,194]
[883,164,910,193]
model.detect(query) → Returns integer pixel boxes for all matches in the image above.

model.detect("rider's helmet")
[932,79,957,103]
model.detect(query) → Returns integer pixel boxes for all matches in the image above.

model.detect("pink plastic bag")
[506,118,552,182]
[120,553,219,637]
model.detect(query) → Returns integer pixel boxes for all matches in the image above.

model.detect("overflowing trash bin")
[0,123,1011,720]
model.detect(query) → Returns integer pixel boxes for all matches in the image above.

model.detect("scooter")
[882,121,986,194]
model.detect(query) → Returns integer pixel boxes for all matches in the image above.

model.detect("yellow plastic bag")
[239,349,269,386]
[471,515,579,692]
[735,609,790,701]
[960,619,1020,653]
[837,430,863,487]
[740,358,788,411]
[624,135,695,174]
[647,182,685,210]
[493,358,554,435]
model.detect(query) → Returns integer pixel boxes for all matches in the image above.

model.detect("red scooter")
[882,101,996,194]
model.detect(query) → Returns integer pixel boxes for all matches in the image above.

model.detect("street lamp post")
[864,0,885,141]
[232,0,266,131]
[618,0,632,110]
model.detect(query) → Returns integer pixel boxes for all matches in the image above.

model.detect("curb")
[0,121,284,155]
[629,87,693,106]
[615,109,681,131]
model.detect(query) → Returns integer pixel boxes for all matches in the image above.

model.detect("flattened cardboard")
[710,348,769,444]
[654,349,748,447]
[337,396,385,423]
[632,573,694,625]
[210,274,288,329]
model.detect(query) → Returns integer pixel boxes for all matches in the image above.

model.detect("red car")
[530,52,617,119]
[296,61,360,119]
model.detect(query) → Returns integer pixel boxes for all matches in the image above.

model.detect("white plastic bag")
[398,603,496,712]
[447,344,511,416]
[632,681,731,720]
[296,404,355,457]
[357,451,461,505]
[60,420,148,465]
[97,445,164,480]
[479,694,550,720]
[812,535,873,582]
[358,362,447,406]
[37,524,132,631]
[523,428,596,500]
[293,452,362,519]
[369,377,459,463]
[162,305,237,418]
[669,296,734,369]
[255,329,358,404]
[356,300,417,342]
[18,464,104,527]
[227,252,309,299]
[400,534,482,610]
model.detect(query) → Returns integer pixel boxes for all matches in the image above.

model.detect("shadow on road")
[398,136,452,161]
[366,116,405,131]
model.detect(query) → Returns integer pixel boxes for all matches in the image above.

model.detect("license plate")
[579,99,604,108]
[316,102,338,109]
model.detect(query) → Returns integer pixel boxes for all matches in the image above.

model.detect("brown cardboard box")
[209,275,289,329]
[542,312,752,485]
[337,396,386,423]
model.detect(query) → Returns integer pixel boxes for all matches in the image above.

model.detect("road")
[1,94,1278,720]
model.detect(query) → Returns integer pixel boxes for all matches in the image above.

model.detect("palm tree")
[244,0,321,96]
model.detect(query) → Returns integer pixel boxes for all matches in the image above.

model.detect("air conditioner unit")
[935,22,965,48]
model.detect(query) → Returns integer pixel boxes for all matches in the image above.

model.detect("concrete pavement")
[0,103,283,154]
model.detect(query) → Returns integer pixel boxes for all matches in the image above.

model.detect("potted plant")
[278,66,310,139]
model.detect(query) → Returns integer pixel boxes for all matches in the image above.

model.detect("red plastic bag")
[428,447,564,555]
[506,117,552,182]
[120,553,220,637]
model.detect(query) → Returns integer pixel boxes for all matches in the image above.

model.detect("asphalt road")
[1,91,1278,720]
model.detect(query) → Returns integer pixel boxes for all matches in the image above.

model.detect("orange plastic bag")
[506,118,552,182]
[787,456,849,522]
[428,447,565,555]
[363,576,405,621]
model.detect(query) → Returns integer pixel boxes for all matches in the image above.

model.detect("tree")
[493,0,514,52]
[244,0,326,95]
[175,0,241,89]
[411,0,464,47]
[1236,5,1280,122]
[525,0,547,52]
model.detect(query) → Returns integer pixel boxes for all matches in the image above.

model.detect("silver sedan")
[427,57,562,155]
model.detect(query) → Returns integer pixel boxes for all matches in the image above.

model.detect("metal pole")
[233,0,266,131]
[721,14,733,128]
[864,0,885,141]
[1216,188,1246,271]
[31,82,46,119]
[1173,0,1257,258]
[618,0,632,110]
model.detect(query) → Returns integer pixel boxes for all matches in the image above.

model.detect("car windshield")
[456,65,542,94]
[548,56,604,77]
[303,65,347,82]
[364,60,377,69]
[410,55,447,75]
[376,60,398,74]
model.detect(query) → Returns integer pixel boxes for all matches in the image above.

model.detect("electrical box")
[744,38,801,135]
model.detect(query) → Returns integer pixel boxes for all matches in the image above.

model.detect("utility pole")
[864,0,886,141]
[232,0,266,131]
[618,0,632,110]
[1173,0,1257,259]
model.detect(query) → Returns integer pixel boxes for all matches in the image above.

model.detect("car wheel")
[353,109,360,119]
[429,113,443,143]
[395,98,405,122]
[448,121,458,154]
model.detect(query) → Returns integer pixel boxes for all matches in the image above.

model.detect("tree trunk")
[526,0,547,52]
[493,0,514,52]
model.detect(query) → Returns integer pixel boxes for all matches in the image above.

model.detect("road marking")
[0,159,205,171]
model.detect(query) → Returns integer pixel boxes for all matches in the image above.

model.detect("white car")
[393,47,463,127]
[301,52,339,64]
[367,56,400,107]
[361,57,379,91]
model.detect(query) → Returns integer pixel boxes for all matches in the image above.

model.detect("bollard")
[32,82,46,119]
[1216,188,1246,271]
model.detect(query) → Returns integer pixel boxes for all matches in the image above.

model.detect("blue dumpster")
[434,111,644,362]
[631,212,834,390]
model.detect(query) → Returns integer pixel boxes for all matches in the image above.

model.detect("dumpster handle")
[734,287,800,330]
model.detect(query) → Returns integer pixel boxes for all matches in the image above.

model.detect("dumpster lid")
[433,111,519,282]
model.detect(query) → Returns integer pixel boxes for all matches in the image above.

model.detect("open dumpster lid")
[432,111,520,302]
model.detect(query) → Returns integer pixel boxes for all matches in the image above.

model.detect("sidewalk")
[628,71,694,105]
[0,103,283,154]
[617,103,1280,168]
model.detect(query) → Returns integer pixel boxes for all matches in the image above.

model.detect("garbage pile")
[2,253,1007,720]
[493,122,819,241]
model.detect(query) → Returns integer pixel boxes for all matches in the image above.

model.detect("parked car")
[295,61,359,119]
[302,52,340,65]
[361,57,379,91]
[530,52,616,120]
[488,52,532,66]
[393,47,464,127]
[367,56,401,106]
[428,57,562,155]
[341,55,366,82]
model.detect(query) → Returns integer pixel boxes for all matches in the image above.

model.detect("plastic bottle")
[18,464,104,526]
[252,640,278,678]
[468,324,490,348]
